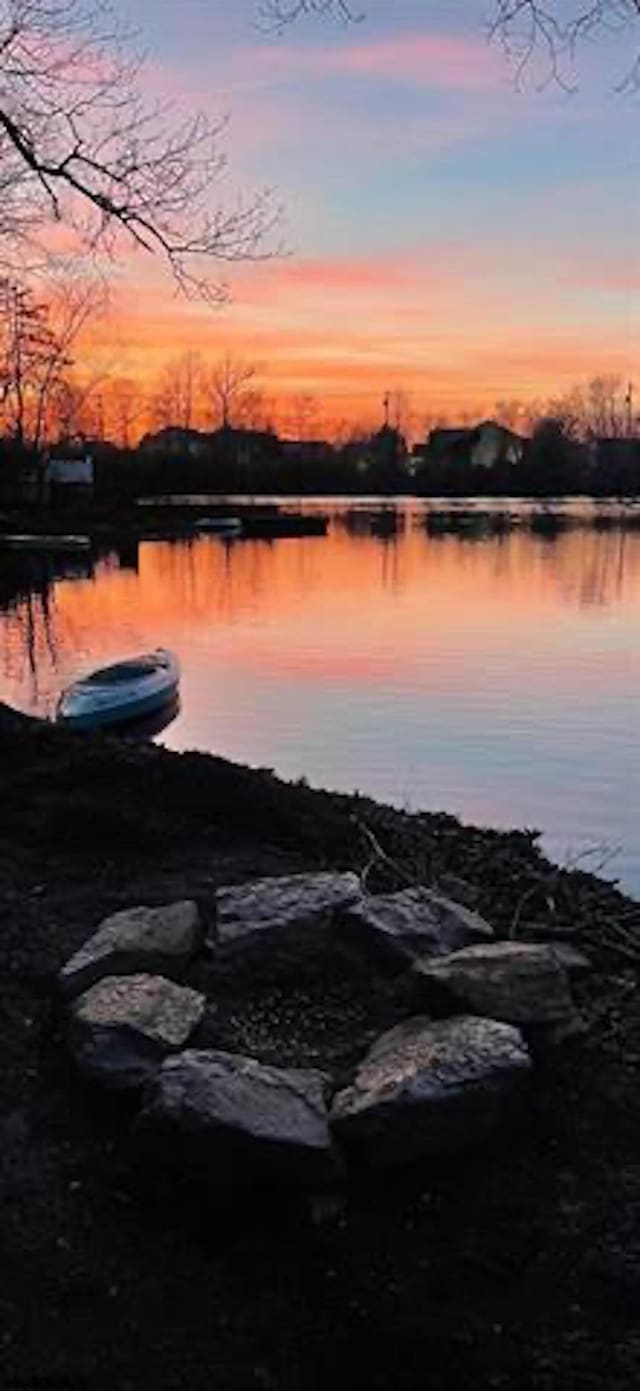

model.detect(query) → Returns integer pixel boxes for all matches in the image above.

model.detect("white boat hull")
[56,649,180,730]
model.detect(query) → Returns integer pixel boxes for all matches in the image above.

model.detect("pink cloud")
[558,253,640,294]
[239,32,505,93]
[245,254,416,294]
[329,34,505,91]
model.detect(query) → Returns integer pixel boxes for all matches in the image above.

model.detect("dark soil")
[2,705,640,1391]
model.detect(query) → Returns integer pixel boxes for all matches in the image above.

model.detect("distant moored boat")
[194,515,243,536]
[0,533,91,552]
[240,512,328,539]
[56,649,180,730]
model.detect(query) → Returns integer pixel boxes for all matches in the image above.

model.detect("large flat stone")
[330,1014,531,1168]
[136,1049,338,1186]
[68,973,206,1090]
[214,872,362,958]
[339,887,493,968]
[412,942,578,1027]
[58,901,202,998]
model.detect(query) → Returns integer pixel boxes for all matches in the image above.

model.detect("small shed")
[45,454,94,506]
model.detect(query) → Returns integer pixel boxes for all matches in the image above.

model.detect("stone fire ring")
[56,874,587,1188]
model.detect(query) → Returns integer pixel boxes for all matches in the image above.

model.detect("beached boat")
[56,649,180,730]
[116,693,181,742]
[0,533,91,552]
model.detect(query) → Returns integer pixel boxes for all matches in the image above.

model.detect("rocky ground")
[2,704,640,1391]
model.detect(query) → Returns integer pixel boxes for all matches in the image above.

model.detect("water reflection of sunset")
[1,510,638,893]
[66,522,640,615]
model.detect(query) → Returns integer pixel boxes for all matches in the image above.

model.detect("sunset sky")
[103,0,639,433]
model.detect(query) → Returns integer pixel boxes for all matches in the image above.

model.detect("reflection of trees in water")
[570,528,629,609]
[377,534,402,592]
[2,594,56,701]
[145,517,640,615]
[142,535,287,618]
[421,515,638,611]
[0,553,92,701]
[340,507,405,541]
[491,525,635,609]
[335,508,406,592]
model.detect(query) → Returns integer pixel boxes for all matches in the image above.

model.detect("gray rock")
[136,1049,338,1186]
[68,973,206,1089]
[214,872,362,958]
[339,886,493,967]
[435,874,481,908]
[547,943,591,975]
[58,901,202,998]
[330,1014,531,1167]
[413,941,578,1027]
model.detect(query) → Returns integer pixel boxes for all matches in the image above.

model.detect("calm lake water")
[1,498,639,898]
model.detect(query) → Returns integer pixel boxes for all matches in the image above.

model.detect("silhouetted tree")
[290,392,319,439]
[107,378,144,449]
[524,417,583,493]
[206,356,258,429]
[49,369,108,445]
[0,275,100,447]
[148,354,204,433]
[0,283,61,447]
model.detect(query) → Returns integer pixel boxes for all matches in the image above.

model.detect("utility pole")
[383,392,390,428]
[625,381,634,437]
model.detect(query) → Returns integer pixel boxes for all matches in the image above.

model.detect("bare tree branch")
[258,0,363,32]
[0,0,281,299]
[490,1,640,89]
[259,0,640,87]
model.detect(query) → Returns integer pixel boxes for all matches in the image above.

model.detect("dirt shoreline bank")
[2,708,640,1390]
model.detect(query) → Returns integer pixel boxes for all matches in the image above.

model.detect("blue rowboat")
[56,648,180,730]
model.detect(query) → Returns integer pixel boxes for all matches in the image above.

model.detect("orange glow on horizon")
[69,241,640,444]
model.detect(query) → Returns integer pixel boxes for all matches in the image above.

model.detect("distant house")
[427,420,525,470]
[46,454,94,487]
[280,438,333,465]
[138,426,210,458]
[138,425,281,470]
[471,421,524,468]
[44,452,94,508]
[210,425,279,458]
[0,448,95,507]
